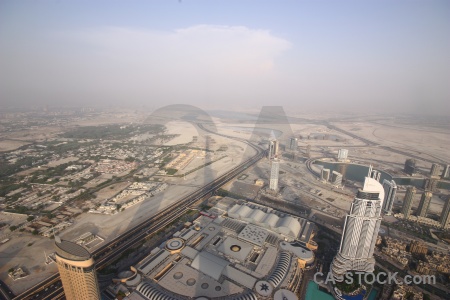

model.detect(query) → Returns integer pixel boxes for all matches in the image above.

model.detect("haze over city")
[1,0,449,114]
[1,2,450,300]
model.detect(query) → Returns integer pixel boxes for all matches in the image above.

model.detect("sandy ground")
[0,213,28,229]
[334,121,450,163]
[46,157,79,167]
[94,182,132,201]
[0,236,58,294]
[163,121,197,145]
[0,140,31,152]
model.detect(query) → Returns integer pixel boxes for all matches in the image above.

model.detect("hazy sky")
[1,1,449,114]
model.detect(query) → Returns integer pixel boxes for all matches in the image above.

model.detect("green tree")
[9,225,17,231]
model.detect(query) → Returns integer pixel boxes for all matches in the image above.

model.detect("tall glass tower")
[382,179,397,215]
[269,159,279,191]
[331,176,384,281]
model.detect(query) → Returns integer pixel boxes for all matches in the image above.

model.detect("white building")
[382,179,397,215]
[268,140,279,159]
[331,176,384,281]
[443,165,450,178]
[331,171,342,186]
[269,159,279,191]
[337,149,348,162]
[370,170,381,182]
[289,137,298,150]
[321,168,330,182]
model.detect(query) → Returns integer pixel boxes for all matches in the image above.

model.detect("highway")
[13,124,264,300]
[0,280,14,300]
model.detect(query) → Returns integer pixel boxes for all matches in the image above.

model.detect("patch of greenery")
[61,124,164,140]
[165,168,178,175]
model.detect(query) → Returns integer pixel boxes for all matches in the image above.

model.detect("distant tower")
[370,169,381,182]
[401,186,416,219]
[337,149,348,162]
[289,137,298,150]
[331,177,385,281]
[54,237,101,300]
[269,159,279,191]
[382,179,397,215]
[331,171,343,186]
[306,144,311,158]
[404,159,416,175]
[268,140,279,159]
[321,168,330,182]
[440,197,450,229]
[443,165,450,179]
[417,191,433,217]
[430,163,441,178]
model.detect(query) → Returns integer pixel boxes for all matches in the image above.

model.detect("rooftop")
[54,239,91,261]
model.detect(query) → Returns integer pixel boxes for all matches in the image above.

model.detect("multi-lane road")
[11,124,264,300]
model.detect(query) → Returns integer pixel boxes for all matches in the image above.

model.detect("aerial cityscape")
[1,1,449,300]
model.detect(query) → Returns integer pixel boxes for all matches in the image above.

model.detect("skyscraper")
[268,140,279,159]
[401,186,416,219]
[321,168,330,182]
[331,171,343,186]
[269,159,279,191]
[423,178,438,192]
[430,163,441,178]
[55,237,101,300]
[382,179,397,215]
[417,191,432,217]
[443,165,450,179]
[305,144,311,158]
[331,176,385,281]
[337,149,348,162]
[289,137,298,150]
[370,170,381,182]
[404,159,416,175]
[440,197,450,229]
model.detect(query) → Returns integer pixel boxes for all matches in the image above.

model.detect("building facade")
[269,159,279,191]
[331,171,343,186]
[337,149,348,162]
[417,191,433,217]
[331,177,384,281]
[423,178,438,192]
[430,163,441,178]
[268,140,279,159]
[321,168,330,182]
[404,159,416,175]
[401,186,416,219]
[289,137,298,150]
[370,170,381,182]
[443,165,450,179]
[382,179,397,215]
[441,197,450,229]
[410,241,428,255]
[54,237,101,300]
